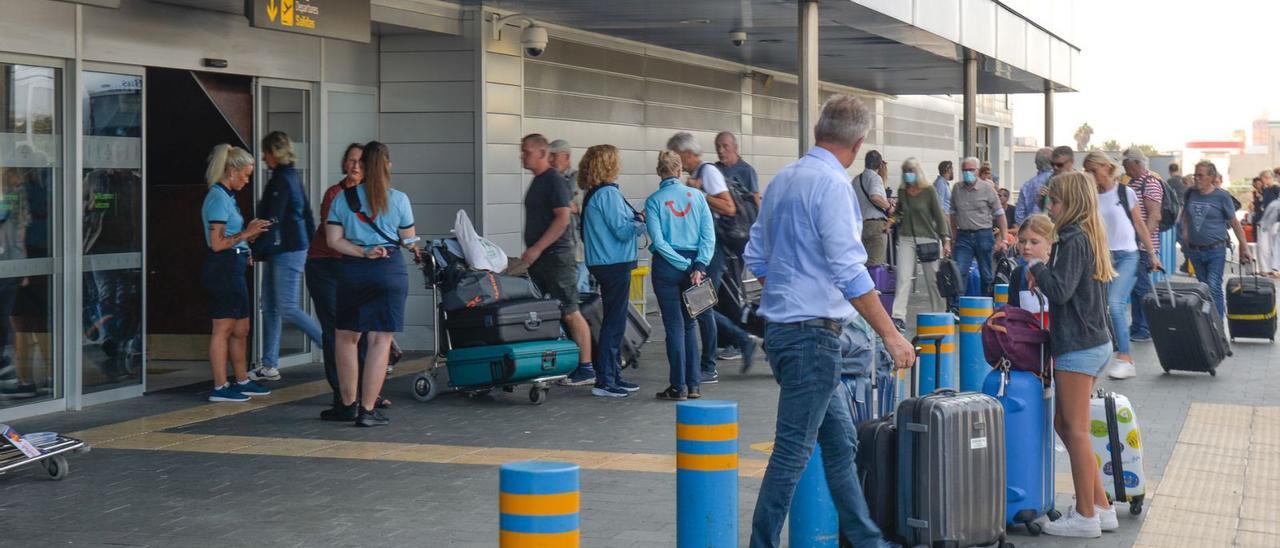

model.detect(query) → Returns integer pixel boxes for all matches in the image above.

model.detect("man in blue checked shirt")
[744,95,914,548]
[1014,147,1054,225]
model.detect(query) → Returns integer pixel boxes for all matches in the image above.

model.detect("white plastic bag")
[454,209,508,272]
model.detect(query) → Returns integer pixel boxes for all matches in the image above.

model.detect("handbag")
[903,190,941,263]
[682,280,718,318]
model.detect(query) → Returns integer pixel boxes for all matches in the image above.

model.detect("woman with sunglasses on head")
[324,141,417,426]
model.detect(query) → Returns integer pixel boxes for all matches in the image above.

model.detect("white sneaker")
[1107,360,1136,380]
[248,366,281,382]
[1096,505,1119,532]
[1042,507,1102,538]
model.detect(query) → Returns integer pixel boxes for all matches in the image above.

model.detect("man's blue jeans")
[953,229,994,296]
[652,252,700,392]
[262,249,322,368]
[1187,246,1228,317]
[1129,249,1154,336]
[749,323,885,548]
[1108,250,1140,355]
[699,247,751,375]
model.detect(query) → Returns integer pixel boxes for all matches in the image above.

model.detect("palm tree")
[1074,123,1093,151]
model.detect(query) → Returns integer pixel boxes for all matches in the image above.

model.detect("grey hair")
[205,144,254,186]
[666,132,701,155]
[1033,147,1054,171]
[961,156,981,169]
[715,131,738,145]
[813,94,871,146]
[1122,148,1148,168]
[549,139,571,155]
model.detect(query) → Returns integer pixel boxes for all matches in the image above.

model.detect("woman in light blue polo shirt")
[200,144,272,403]
[325,141,417,427]
[645,150,715,401]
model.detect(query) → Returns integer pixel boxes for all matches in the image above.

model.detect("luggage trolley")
[409,239,568,405]
[1,428,90,481]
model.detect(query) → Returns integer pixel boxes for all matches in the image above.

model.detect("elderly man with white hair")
[1122,148,1163,342]
[744,94,913,548]
[950,156,1008,299]
[1015,147,1054,224]
[549,139,590,293]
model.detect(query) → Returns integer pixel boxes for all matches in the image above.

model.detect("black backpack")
[936,257,964,299]
[1156,177,1182,231]
[698,165,758,255]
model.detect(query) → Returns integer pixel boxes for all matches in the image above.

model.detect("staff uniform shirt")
[308,182,348,260]
[950,179,1003,230]
[644,178,716,272]
[326,185,415,247]
[716,160,759,194]
[1183,188,1237,247]
[201,183,249,251]
[743,147,874,324]
[1127,171,1164,249]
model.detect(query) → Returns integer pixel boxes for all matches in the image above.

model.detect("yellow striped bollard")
[676,400,738,547]
[499,461,580,547]
[915,312,957,393]
[995,283,1009,308]
[959,296,994,392]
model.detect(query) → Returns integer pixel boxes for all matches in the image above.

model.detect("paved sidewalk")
[1,275,1277,547]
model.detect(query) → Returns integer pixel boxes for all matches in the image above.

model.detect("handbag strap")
[343,186,402,248]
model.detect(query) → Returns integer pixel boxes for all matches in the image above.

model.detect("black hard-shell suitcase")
[897,345,1008,548]
[580,293,651,368]
[1226,265,1277,341]
[445,298,562,349]
[1142,275,1231,375]
[853,334,944,544]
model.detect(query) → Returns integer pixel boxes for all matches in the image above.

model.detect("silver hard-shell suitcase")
[897,359,1009,548]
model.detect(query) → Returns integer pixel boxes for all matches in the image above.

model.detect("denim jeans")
[652,252,700,392]
[576,261,592,294]
[262,249,323,367]
[305,258,365,404]
[1187,246,1228,317]
[750,323,885,548]
[698,247,751,374]
[953,229,994,297]
[1108,250,1140,355]
[589,263,631,389]
[1129,249,1154,336]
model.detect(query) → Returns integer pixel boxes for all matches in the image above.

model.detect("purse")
[904,191,941,263]
[682,280,718,318]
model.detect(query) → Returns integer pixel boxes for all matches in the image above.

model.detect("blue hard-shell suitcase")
[982,368,1058,535]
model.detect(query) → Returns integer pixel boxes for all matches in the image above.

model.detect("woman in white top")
[1082,151,1161,380]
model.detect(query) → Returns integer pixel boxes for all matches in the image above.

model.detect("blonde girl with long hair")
[1032,171,1119,538]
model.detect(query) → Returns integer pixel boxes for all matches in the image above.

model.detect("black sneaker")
[740,336,761,374]
[892,318,907,333]
[355,407,390,427]
[688,388,702,399]
[655,386,688,401]
[321,403,358,422]
[700,372,720,384]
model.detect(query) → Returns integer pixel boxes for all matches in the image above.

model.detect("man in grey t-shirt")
[950,156,1008,297]
[550,139,590,293]
[854,150,891,266]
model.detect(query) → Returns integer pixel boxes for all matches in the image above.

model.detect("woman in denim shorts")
[1025,172,1118,538]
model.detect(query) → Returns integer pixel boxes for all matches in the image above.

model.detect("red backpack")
[982,305,1052,382]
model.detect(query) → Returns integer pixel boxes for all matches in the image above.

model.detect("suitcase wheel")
[412,372,438,402]
[1130,497,1144,515]
[1047,509,1062,521]
[1209,369,1217,377]
[529,386,548,405]
[1025,521,1042,536]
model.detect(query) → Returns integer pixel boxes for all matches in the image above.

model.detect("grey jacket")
[1028,223,1112,357]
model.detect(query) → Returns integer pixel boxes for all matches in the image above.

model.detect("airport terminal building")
[0,0,1076,419]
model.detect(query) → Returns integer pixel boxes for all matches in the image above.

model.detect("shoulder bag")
[343,186,415,253]
[904,191,941,263]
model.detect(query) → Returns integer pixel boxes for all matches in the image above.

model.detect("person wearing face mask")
[890,158,950,330]
[950,156,1008,297]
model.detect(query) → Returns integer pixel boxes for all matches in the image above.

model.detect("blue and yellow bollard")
[994,283,1009,308]
[789,446,839,547]
[915,312,957,393]
[676,400,738,547]
[500,460,580,547]
[958,296,994,392]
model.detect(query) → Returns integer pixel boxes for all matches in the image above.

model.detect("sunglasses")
[1052,161,1069,168]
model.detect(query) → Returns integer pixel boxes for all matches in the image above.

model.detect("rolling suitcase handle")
[908,334,946,398]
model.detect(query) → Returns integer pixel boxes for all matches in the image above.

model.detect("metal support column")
[1044,80,1055,148]
[962,49,977,158]
[798,0,819,155]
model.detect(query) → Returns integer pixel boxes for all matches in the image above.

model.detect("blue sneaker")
[616,379,640,393]
[1130,330,1152,342]
[209,385,250,402]
[234,380,271,397]
[700,372,720,384]
[591,386,629,398]
[558,366,596,386]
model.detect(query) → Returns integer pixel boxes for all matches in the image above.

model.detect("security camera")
[730,31,747,47]
[522,24,548,57]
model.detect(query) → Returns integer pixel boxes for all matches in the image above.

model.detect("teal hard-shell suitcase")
[445,340,579,388]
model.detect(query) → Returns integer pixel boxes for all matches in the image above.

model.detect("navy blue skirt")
[336,248,408,333]
[202,248,250,320]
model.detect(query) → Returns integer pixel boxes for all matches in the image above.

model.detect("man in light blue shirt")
[744,95,914,548]
[935,160,953,213]
[1014,147,1054,224]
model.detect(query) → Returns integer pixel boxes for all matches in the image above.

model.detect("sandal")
[376,395,391,409]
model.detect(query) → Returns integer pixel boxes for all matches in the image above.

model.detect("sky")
[1011,0,1280,152]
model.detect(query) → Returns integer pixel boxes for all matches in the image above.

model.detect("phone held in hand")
[682,280,718,318]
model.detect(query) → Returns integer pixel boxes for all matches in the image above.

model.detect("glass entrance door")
[80,69,145,395]
[254,81,315,368]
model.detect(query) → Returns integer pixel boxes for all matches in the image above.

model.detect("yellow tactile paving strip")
[68,356,771,477]
[1134,403,1280,547]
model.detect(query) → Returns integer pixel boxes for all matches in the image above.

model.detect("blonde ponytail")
[204,144,254,186]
